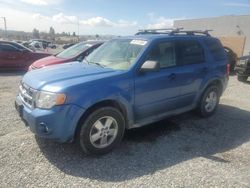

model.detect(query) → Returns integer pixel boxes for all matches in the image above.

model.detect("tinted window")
[205,39,226,61]
[176,40,204,65]
[0,44,19,52]
[11,43,32,52]
[146,42,176,68]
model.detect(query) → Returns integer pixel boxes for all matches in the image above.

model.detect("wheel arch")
[195,78,224,106]
[74,99,129,140]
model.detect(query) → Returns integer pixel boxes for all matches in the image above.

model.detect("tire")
[197,85,220,117]
[237,75,248,82]
[77,107,125,155]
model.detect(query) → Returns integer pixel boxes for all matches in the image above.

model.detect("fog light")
[39,122,50,134]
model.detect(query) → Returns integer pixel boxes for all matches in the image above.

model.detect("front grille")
[19,83,36,108]
[239,59,246,65]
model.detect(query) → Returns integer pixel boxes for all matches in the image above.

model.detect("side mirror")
[140,60,160,73]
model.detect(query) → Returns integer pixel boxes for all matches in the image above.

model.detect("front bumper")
[235,66,250,76]
[15,95,85,142]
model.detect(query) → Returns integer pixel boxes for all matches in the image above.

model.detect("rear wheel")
[237,75,248,82]
[197,85,220,117]
[77,107,125,155]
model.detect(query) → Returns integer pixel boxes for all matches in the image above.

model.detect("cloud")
[117,20,137,27]
[223,2,250,7]
[80,16,114,27]
[146,13,186,29]
[33,13,137,28]
[33,13,78,24]
[32,13,49,20]
[20,0,62,6]
[52,13,78,24]
[147,17,175,29]
[81,16,137,27]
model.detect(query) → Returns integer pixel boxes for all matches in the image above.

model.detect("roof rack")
[135,28,213,37]
[169,30,213,37]
[135,28,183,35]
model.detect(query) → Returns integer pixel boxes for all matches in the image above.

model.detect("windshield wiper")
[90,62,106,68]
[85,59,105,68]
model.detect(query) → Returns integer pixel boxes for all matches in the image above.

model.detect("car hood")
[22,62,121,91]
[31,55,71,68]
[239,55,250,61]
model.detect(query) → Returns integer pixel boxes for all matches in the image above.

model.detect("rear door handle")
[168,73,176,80]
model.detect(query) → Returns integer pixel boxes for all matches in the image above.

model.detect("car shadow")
[0,71,26,76]
[244,80,250,84]
[36,104,250,182]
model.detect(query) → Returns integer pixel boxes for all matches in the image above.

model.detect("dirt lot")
[0,74,250,188]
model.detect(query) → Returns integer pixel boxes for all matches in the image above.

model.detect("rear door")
[175,39,208,106]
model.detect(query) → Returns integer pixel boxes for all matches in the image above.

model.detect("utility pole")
[0,17,7,39]
[77,17,80,42]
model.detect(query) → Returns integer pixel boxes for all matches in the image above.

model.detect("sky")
[0,0,250,35]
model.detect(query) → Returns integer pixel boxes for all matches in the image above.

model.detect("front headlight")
[35,91,66,109]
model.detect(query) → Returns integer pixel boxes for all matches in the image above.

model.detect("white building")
[174,15,250,56]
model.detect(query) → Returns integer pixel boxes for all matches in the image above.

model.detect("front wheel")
[197,85,220,117]
[237,75,248,82]
[77,107,125,155]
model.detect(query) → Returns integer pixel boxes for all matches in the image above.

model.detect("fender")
[194,76,224,105]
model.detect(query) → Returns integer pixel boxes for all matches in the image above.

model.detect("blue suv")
[15,29,229,155]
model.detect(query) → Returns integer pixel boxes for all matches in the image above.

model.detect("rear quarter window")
[205,38,226,61]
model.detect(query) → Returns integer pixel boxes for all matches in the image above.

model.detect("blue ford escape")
[15,29,229,155]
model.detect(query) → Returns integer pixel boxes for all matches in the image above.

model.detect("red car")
[0,41,50,71]
[29,41,104,71]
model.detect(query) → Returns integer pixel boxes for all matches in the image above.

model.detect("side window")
[146,41,176,68]
[176,40,205,65]
[0,44,19,52]
[205,39,226,61]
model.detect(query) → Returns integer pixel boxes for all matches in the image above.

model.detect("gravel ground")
[0,73,250,188]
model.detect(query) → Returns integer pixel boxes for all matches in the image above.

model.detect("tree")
[32,28,40,39]
[61,31,66,36]
[49,26,55,39]
[72,32,76,37]
[95,34,99,38]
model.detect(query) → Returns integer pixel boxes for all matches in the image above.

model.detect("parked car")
[29,41,44,51]
[29,41,104,70]
[63,43,75,49]
[2,41,34,52]
[48,42,56,49]
[224,47,237,73]
[15,29,229,155]
[0,41,50,71]
[30,39,50,48]
[235,55,250,82]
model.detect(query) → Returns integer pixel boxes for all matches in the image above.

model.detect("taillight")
[226,64,230,76]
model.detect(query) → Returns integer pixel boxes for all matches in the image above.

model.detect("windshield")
[12,43,32,52]
[85,39,147,70]
[56,42,93,59]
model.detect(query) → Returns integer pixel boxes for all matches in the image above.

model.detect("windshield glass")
[56,42,93,58]
[85,39,147,70]
[12,43,32,52]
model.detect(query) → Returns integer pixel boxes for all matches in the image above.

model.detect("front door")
[134,41,182,121]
